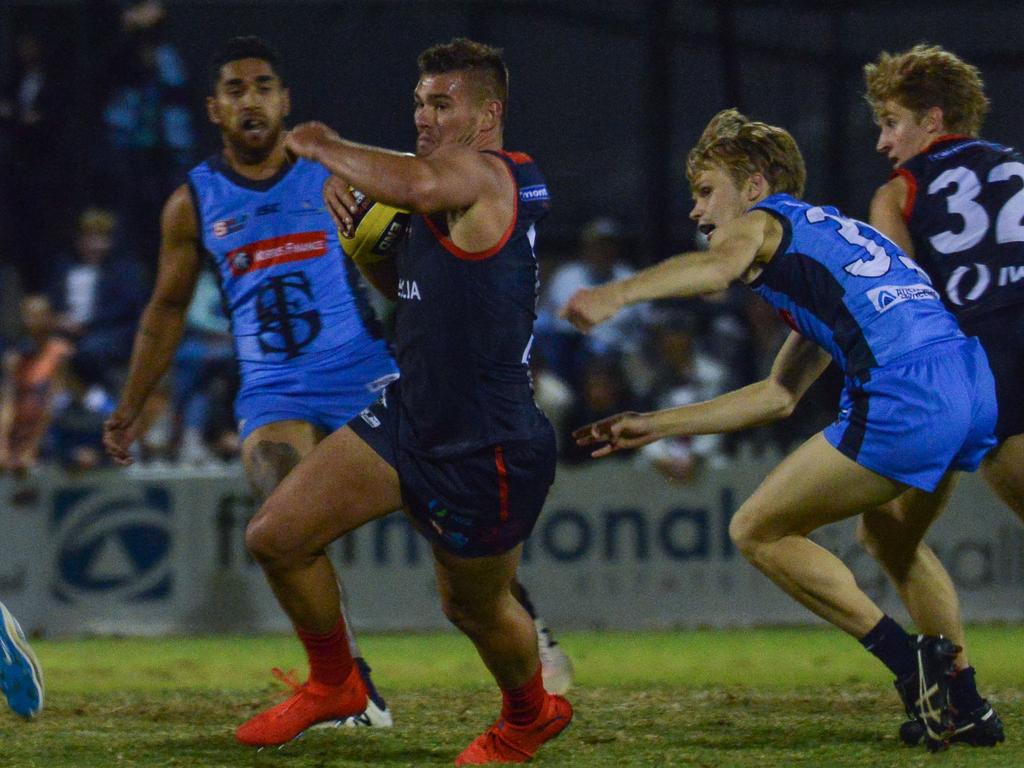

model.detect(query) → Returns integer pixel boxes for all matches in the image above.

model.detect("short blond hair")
[686,109,806,198]
[864,44,989,136]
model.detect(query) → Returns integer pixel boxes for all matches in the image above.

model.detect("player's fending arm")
[869,175,915,257]
[559,211,774,332]
[574,331,831,458]
[103,185,202,465]
[286,122,499,215]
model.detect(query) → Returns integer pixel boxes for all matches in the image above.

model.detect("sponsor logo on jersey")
[255,203,281,217]
[213,215,248,238]
[866,283,940,313]
[290,199,324,216]
[226,231,328,276]
[946,263,991,306]
[520,184,550,203]
[397,279,421,300]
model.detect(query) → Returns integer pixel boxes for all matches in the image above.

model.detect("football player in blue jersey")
[0,601,43,719]
[561,108,998,749]
[102,36,399,729]
[235,38,573,763]
[856,44,1017,747]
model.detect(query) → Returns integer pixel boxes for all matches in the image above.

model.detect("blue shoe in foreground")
[0,602,44,719]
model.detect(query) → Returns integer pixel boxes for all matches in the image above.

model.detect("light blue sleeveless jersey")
[188,155,385,371]
[749,193,964,376]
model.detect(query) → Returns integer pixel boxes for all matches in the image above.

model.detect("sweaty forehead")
[415,71,471,99]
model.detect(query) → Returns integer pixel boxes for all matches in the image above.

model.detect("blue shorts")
[235,336,398,440]
[823,337,997,491]
[961,304,1024,441]
[349,380,557,557]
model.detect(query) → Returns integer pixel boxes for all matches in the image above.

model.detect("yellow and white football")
[339,189,411,266]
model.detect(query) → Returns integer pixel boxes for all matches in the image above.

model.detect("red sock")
[297,616,354,686]
[501,666,546,726]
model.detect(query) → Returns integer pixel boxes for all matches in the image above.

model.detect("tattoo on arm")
[246,440,303,503]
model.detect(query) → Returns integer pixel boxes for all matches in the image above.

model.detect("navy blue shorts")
[235,336,398,440]
[349,381,557,557]
[961,304,1024,441]
[823,337,997,491]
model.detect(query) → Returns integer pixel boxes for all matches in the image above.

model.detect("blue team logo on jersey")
[520,184,550,203]
[255,271,322,358]
[51,485,173,603]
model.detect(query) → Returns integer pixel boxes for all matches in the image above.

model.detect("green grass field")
[5,626,1023,767]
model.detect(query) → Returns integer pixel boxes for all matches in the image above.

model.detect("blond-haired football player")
[562,109,998,748]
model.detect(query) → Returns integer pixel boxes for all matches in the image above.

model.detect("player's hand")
[102,409,139,466]
[323,175,359,237]
[285,121,340,162]
[558,283,626,332]
[572,411,660,458]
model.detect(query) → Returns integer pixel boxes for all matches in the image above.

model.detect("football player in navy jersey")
[102,36,399,729]
[857,44,1014,747]
[561,109,998,748]
[238,38,572,763]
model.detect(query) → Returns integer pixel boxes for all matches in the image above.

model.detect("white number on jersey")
[928,161,1024,254]
[805,206,930,281]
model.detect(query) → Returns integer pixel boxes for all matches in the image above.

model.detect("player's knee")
[728,508,763,558]
[244,508,293,567]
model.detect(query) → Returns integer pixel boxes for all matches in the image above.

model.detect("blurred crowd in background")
[0,1,840,484]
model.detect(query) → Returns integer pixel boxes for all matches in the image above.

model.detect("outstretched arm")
[103,185,201,465]
[559,210,776,331]
[286,122,500,215]
[574,331,831,457]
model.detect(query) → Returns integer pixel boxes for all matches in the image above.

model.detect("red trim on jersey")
[494,445,510,522]
[499,150,534,165]
[421,158,519,261]
[922,133,971,154]
[891,168,919,223]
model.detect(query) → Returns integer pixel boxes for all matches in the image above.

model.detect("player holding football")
[857,44,1016,746]
[0,601,43,719]
[561,109,998,748]
[237,38,572,763]
[103,35,573,738]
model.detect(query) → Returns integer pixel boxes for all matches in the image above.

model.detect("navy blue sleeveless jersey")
[187,155,382,373]
[393,150,552,457]
[898,136,1024,321]
[750,194,964,376]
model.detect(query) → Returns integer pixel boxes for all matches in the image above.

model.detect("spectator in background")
[0,30,64,293]
[634,310,728,482]
[48,208,148,392]
[172,268,238,465]
[0,295,73,474]
[537,217,650,387]
[99,0,195,266]
[559,354,637,465]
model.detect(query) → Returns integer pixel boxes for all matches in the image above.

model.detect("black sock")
[859,615,916,680]
[950,666,985,714]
